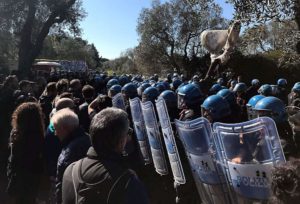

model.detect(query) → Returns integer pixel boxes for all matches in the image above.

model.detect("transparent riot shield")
[112,93,126,110]
[129,97,152,165]
[155,98,186,184]
[175,117,231,204]
[213,117,286,204]
[141,101,169,175]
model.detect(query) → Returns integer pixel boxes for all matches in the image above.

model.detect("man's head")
[82,85,95,102]
[70,79,82,93]
[51,108,79,141]
[89,107,129,154]
[19,80,34,94]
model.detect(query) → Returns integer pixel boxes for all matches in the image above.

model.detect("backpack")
[71,158,134,204]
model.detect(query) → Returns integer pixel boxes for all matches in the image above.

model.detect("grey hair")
[90,107,129,152]
[51,108,79,130]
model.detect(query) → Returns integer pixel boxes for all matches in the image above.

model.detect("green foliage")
[38,35,102,69]
[239,21,299,55]
[134,0,228,75]
[0,0,86,78]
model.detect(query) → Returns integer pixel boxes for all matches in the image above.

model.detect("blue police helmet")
[159,90,177,109]
[277,78,287,87]
[162,81,170,90]
[253,96,287,123]
[142,87,159,103]
[217,89,236,106]
[118,75,129,86]
[201,95,231,120]
[233,82,247,93]
[155,82,166,94]
[230,80,237,87]
[122,83,138,99]
[137,83,151,97]
[209,84,223,95]
[247,95,265,108]
[177,84,204,109]
[171,79,182,90]
[106,78,119,89]
[251,79,260,86]
[109,84,122,97]
[258,84,272,96]
[217,78,224,85]
[149,80,156,86]
[292,82,300,94]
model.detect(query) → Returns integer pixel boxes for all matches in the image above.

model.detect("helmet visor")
[177,94,186,109]
[201,107,213,123]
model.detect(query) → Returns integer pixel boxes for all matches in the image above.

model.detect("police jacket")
[56,127,91,204]
[62,147,149,204]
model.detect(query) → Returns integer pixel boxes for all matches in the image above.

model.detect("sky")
[81,0,234,60]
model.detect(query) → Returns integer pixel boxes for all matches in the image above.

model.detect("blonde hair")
[51,108,79,130]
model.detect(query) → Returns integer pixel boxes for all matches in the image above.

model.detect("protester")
[78,85,95,132]
[51,108,90,203]
[6,102,45,203]
[62,107,149,204]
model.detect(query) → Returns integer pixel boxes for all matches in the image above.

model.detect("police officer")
[233,82,248,121]
[246,79,260,99]
[277,78,288,105]
[201,94,232,123]
[253,96,297,158]
[177,84,205,120]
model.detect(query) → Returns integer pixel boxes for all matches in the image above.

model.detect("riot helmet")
[142,87,159,103]
[292,82,300,94]
[258,84,272,96]
[246,95,265,120]
[137,83,151,97]
[209,84,223,95]
[159,90,177,110]
[217,78,224,85]
[253,96,287,123]
[177,84,204,109]
[233,82,247,93]
[217,89,236,106]
[108,84,122,98]
[155,82,166,94]
[277,78,287,88]
[251,79,260,87]
[106,78,119,90]
[201,95,231,122]
[122,83,138,99]
[171,79,182,91]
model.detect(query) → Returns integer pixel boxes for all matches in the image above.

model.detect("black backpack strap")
[107,170,135,204]
[71,159,84,204]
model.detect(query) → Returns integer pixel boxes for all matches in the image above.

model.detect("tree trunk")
[17,0,77,79]
[18,0,37,79]
[295,0,300,54]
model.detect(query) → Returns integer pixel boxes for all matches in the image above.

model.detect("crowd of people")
[0,70,299,204]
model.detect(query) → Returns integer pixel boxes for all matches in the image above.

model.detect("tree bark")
[294,0,300,54]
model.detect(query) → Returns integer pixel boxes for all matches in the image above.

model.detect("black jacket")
[62,147,149,204]
[56,127,91,203]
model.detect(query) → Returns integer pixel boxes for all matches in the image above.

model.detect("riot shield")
[155,98,186,184]
[129,97,152,165]
[213,117,286,204]
[175,117,231,204]
[141,101,169,175]
[112,93,126,110]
